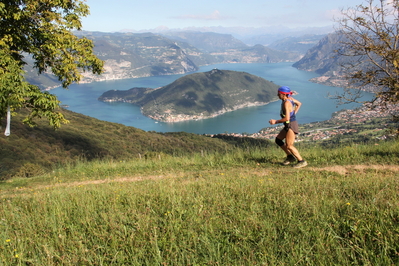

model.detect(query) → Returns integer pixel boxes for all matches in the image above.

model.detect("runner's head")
[278,86,292,97]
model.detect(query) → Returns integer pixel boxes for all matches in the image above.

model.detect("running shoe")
[293,160,308,168]
[282,155,296,165]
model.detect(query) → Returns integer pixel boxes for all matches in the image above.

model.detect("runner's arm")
[292,98,302,114]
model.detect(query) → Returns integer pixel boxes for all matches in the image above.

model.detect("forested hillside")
[99,69,280,122]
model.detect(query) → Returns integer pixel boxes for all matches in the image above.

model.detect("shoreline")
[47,64,386,137]
[146,101,277,123]
[145,91,298,123]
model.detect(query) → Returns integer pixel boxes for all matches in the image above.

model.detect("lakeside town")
[210,103,399,142]
[145,101,274,122]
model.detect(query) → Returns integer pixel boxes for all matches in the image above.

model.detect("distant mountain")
[76,32,200,81]
[120,25,334,45]
[160,31,301,61]
[293,33,344,74]
[267,34,327,55]
[223,44,299,63]
[161,31,248,52]
[26,31,301,90]
[99,69,280,122]
[292,32,350,87]
[239,26,334,46]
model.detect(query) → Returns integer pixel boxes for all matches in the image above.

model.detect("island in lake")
[98,69,280,122]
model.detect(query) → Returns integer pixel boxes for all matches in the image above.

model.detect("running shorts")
[284,120,299,134]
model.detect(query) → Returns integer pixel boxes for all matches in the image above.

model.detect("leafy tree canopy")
[0,0,103,129]
[336,0,399,109]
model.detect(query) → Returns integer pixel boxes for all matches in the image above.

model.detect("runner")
[269,86,307,168]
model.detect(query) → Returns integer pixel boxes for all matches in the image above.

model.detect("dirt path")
[309,164,399,175]
[44,164,399,188]
[2,165,398,197]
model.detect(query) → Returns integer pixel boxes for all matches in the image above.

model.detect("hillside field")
[0,132,398,264]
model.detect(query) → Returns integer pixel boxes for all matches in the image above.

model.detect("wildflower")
[346,202,351,205]
[5,239,10,243]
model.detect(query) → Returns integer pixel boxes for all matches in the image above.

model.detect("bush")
[14,163,46,178]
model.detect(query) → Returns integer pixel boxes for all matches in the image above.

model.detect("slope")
[0,108,242,179]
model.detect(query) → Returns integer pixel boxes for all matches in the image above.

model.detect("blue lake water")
[52,62,372,134]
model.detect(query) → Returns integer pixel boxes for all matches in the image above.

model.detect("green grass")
[0,109,234,179]
[0,141,398,265]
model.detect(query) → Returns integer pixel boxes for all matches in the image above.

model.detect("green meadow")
[1,140,398,265]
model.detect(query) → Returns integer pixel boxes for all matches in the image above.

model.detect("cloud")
[173,10,231,21]
[324,8,344,21]
[255,9,337,28]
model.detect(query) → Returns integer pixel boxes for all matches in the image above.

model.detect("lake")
[52,62,372,134]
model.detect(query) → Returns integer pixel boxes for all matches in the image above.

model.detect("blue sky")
[81,0,364,32]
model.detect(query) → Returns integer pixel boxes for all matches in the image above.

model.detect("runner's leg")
[284,129,303,161]
[276,129,291,156]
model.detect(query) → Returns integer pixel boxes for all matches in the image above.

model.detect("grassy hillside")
[0,140,398,265]
[0,108,243,179]
[0,104,398,264]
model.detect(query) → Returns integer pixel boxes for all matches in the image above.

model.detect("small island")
[99,69,280,122]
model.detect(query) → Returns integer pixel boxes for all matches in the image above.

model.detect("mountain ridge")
[27,31,302,90]
[292,32,353,87]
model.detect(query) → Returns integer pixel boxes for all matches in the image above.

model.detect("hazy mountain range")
[119,25,335,45]
[31,30,305,89]
[92,30,359,122]
[25,26,344,90]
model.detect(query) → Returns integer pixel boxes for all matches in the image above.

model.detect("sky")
[81,0,364,32]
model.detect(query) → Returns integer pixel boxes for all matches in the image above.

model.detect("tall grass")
[41,140,399,181]
[0,140,398,265]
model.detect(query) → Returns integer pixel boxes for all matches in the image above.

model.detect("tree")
[0,0,103,129]
[336,0,399,110]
